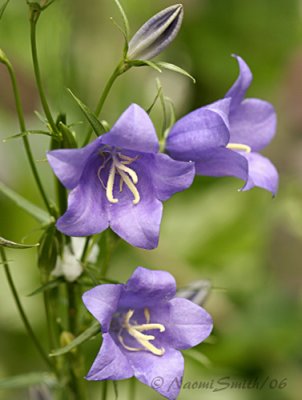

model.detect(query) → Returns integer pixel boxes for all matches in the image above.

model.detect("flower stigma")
[118,308,166,356]
[226,143,251,153]
[97,151,140,205]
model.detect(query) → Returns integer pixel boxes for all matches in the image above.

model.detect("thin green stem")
[0,248,54,371]
[82,61,128,146]
[30,13,58,134]
[101,380,108,400]
[80,236,92,264]
[3,60,53,214]
[129,378,136,400]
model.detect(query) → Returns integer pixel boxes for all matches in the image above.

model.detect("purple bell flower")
[166,55,279,195]
[82,267,213,400]
[47,104,194,249]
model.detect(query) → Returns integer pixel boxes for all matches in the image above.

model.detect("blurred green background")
[0,0,302,399]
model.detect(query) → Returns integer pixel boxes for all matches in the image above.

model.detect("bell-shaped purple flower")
[47,104,194,249]
[166,55,278,195]
[82,266,213,400]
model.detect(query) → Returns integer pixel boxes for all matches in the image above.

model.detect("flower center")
[226,143,251,153]
[97,151,141,205]
[118,308,166,356]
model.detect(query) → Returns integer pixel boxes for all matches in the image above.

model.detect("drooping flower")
[127,4,184,61]
[47,104,194,249]
[82,267,213,400]
[166,55,278,195]
[51,237,99,282]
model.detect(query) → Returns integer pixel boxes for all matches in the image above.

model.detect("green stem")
[129,378,136,400]
[82,61,129,146]
[0,248,54,371]
[101,380,108,400]
[30,12,58,135]
[3,60,53,214]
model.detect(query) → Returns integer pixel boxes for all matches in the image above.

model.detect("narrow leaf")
[146,85,163,114]
[0,181,51,223]
[27,277,64,297]
[156,61,196,83]
[0,236,39,249]
[129,59,162,73]
[0,0,10,20]
[113,0,130,41]
[3,130,53,142]
[184,349,212,368]
[50,321,100,357]
[67,89,106,137]
[0,372,57,389]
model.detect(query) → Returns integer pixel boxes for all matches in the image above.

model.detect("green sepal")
[0,180,51,223]
[67,88,107,137]
[128,59,162,73]
[55,113,78,148]
[50,321,100,357]
[0,372,58,389]
[0,236,39,249]
[156,61,196,83]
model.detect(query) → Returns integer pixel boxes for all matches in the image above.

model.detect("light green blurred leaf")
[0,372,57,389]
[0,0,10,20]
[113,0,130,41]
[0,181,51,223]
[156,61,196,83]
[0,236,39,249]
[50,321,100,357]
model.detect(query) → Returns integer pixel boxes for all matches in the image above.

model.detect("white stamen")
[118,308,166,356]
[106,164,119,204]
[118,170,140,205]
[227,143,251,153]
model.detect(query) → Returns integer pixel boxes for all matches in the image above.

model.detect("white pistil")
[118,308,166,356]
[227,143,252,153]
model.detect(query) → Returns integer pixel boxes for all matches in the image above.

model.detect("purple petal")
[152,153,195,201]
[108,157,162,249]
[166,99,230,161]
[119,267,176,309]
[101,104,159,153]
[82,284,122,331]
[86,333,133,380]
[47,139,101,190]
[230,98,277,151]
[195,147,248,182]
[164,298,213,350]
[242,152,279,195]
[56,156,109,236]
[225,55,253,112]
[126,347,184,400]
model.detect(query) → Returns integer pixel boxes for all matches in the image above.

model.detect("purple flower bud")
[127,4,184,61]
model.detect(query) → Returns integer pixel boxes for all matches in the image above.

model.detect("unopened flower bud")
[127,4,184,61]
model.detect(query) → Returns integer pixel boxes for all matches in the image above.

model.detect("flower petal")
[126,347,184,400]
[82,284,122,331]
[230,98,277,151]
[194,147,248,182]
[242,152,279,195]
[166,99,230,161]
[152,153,195,201]
[56,156,109,236]
[108,157,162,249]
[47,139,101,190]
[86,333,133,380]
[225,54,253,112]
[119,266,176,309]
[101,104,159,153]
[164,298,213,350]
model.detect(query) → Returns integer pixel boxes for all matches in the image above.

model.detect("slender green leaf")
[113,0,130,41]
[184,349,212,368]
[67,89,106,137]
[156,61,196,83]
[146,85,163,114]
[0,236,39,249]
[113,381,119,399]
[3,130,53,142]
[0,372,57,389]
[27,277,64,297]
[130,59,162,73]
[0,181,51,223]
[0,0,10,20]
[50,321,100,357]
